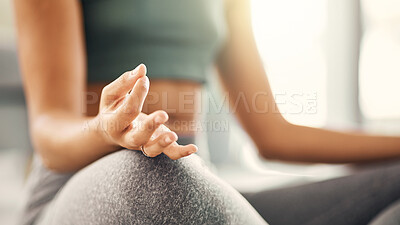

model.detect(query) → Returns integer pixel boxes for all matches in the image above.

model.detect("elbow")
[258,143,303,162]
[33,144,71,173]
[31,130,62,172]
[255,121,295,161]
[256,122,307,161]
[30,117,69,173]
[37,152,62,172]
[257,141,288,161]
[258,149,279,160]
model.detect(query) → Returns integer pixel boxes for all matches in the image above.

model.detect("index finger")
[114,76,150,125]
[102,64,147,102]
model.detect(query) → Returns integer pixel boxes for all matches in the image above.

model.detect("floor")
[0,149,27,225]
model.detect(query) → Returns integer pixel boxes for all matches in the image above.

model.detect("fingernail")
[139,63,147,73]
[141,76,149,89]
[165,136,172,144]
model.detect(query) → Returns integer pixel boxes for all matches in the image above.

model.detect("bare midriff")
[86,79,203,136]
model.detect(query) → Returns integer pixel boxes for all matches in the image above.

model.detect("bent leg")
[369,199,400,225]
[38,150,266,225]
[243,160,400,225]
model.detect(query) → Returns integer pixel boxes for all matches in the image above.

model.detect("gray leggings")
[21,151,400,225]
[242,160,400,225]
[24,150,266,225]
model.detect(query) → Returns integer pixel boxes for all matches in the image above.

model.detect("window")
[359,0,400,120]
[251,0,328,127]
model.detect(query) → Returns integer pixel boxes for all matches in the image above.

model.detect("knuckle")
[122,103,139,116]
[145,120,157,131]
[101,86,118,103]
[158,141,167,148]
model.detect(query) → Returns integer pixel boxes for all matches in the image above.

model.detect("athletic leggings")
[243,160,400,225]
[20,150,400,225]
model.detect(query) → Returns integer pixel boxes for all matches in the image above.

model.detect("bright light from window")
[251,0,327,127]
[359,0,400,120]
[359,28,400,119]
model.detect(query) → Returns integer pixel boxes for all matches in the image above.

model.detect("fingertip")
[164,136,173,145]
[187,144,198,154]
[181,144,198,158]
[154,110,169,124]
[130,64,147,80]
[135,75,149,91]
[143,76,149,89]
[160,110,169,121]
[171,131,178,141]
[138,63,147,75]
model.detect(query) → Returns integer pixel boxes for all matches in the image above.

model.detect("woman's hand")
[95,64,198,160]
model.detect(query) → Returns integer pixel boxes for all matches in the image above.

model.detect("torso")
[86,80,202,136]
[82,0,227,84]
[83,0,228,136]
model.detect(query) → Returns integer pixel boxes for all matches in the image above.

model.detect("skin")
[14,0,197,172]
[14,0,400,173]
[217,0,400,162]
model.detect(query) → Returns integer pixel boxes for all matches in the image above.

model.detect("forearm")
[260,123,400,163]
[32,113,119,172]
[216,0,400,164]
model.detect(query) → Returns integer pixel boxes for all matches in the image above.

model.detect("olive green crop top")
[81,0,227,83]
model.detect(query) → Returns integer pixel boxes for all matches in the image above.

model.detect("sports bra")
[81,0,227,83]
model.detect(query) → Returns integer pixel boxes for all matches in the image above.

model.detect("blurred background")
[1,0,400,224]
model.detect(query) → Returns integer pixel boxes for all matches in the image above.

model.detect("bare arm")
[217,0,400,163]
[14,0,196,172]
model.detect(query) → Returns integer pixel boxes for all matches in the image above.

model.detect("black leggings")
[243,160,400,225]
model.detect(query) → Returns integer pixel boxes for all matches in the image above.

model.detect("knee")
[45,150,220,224]
[91,149,207,183]
[370,200,400,225]
[67,149,208,199]
[43,150,264,225]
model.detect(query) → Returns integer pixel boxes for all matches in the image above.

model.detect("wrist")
[89,116,120,152]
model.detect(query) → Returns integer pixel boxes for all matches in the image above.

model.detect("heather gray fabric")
[35,150,267,225]
[20,139,400,225]
[242,160,400,225]
[20,155,73,225]
[20,136,211,225]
